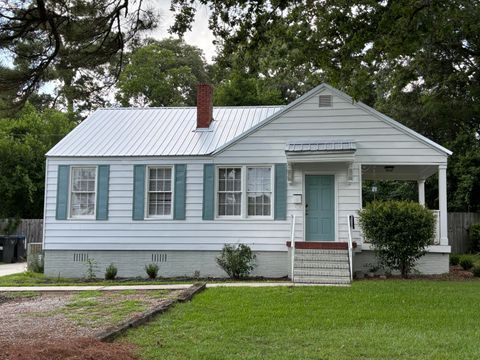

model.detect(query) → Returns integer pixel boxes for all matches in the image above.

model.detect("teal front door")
[305,175,335,241]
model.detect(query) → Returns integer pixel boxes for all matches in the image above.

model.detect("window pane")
[147,168,172,217]
[246,167,271,216]
[70,167,96,217]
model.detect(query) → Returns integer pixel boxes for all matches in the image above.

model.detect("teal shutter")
[96,165,110,220]
[174,164,187,220]
[274,163,287,220]
[56,165,70,220]
[132,165,146,220]
[202,164,215,220]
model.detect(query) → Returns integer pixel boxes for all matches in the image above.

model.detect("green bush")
[449,254,461,266]
[27,254,44,273]
[105,263,117,280]
[459,257,474,270]
[472,265,480,277]
[359,200,435,278]
[468,223,480,252]
[216,243,256,279]
[145,263,159,279]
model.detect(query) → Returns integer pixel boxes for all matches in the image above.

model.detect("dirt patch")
[359,266,477,281]
[0,290,180,343]
[0,338,137,360]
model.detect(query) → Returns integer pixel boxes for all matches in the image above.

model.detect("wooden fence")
[448,212,480,253]
[1,213,480,253]
[0,219,43,245]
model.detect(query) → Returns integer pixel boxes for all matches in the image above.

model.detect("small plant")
[449,254,461,266]
[193,270,201,280]
[459,257,474,271]
[216,243,256,279]
[472,265,480,277]
[145,263,159,279]
[468,223,480,252]
[105,263,118,280]
[27,254,44,273]
[84,258,98,280]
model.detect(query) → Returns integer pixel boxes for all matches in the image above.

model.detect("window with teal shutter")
[132,165,146,220]
[96,165,110,220]
[202,164,215,220]
[274,163,287,220]
[174,164,186,220]
[56,165,70,220]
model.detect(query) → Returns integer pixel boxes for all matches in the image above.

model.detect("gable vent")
[319,95,333,107]
[73,253,89,262]
[151,253,168,263]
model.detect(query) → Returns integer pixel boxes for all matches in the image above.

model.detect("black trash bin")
[14,235,26,261]
[1,236,18,263]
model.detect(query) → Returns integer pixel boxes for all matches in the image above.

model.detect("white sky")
[148,0,216,62]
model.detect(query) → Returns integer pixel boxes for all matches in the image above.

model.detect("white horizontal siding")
[44,158,290,252]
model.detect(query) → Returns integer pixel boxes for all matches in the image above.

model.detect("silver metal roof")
[47,106,284,157]
[285,139,356,153]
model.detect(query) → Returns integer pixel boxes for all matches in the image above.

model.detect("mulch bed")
[359,265,476,281]
[0,338,137,360]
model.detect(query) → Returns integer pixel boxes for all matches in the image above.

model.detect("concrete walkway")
[0,262,27,277]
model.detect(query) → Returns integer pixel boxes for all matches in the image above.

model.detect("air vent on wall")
[319,95,333,107]
[73,253,89,262]
[152,253,167,263]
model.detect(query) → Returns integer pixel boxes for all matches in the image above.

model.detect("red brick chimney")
[196,84,213,128]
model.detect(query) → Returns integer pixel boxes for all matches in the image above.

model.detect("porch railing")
[347,215,354,281]
[290,214,296,283]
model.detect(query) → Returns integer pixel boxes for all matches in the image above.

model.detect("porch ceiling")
[361,164,438,181]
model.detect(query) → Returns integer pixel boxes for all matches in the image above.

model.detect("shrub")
[472,265,480,277]
[145,263,159,279]
[84,258,98,280]
[27,254,44,273]
[449,254,461,266]
[359,200,435,278]
[459,257,474,270]
[105,263,117,280]
[216,243,256,279]
[468,223,480,252]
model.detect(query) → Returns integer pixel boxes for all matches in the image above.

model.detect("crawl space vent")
[73,253,89,262]
[151,253,168,263]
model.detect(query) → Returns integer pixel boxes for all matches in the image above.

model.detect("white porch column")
[417,179,425,206]
[438,165,448,245]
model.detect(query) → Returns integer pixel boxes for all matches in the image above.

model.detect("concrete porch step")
[294,249,348,255]
[294,276,351,285]
[294,268,350,277]
[294,261,349,270]
[294,253,349,262]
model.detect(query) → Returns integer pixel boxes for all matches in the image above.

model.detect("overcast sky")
[148,0,217,62]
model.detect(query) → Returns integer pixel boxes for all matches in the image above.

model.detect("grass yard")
[122,280,480,360]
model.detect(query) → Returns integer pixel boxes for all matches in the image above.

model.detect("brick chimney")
[196,84,213,128]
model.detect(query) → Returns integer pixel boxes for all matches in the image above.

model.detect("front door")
[305,175,335,241]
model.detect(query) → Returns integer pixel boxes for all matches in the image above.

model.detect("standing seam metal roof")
[46,106,284,157]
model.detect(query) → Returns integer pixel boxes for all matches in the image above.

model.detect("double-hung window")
[217,166,273,218]
[70,167,97,218]
[147,166,173,217]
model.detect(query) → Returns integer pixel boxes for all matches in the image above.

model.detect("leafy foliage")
[468,223,480,253]
[117,38,209,107]
[449,254,461,266]
[0,0,157,111]
[145,263,159,279]
[0,105,74,218]
[84,258,99,280]
[472,266,480,277]
[460,257,474,271]
[216,243,256,279]
[105,263,118,280]
[359,200,435,277]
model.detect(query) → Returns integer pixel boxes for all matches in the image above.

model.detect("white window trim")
[215,165,274,220]
[68,166,97,220]
[145,165,174,220]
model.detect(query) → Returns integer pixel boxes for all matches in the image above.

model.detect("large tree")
[0,0,157,112]
[116,38,209,107]
[170,0,480,211]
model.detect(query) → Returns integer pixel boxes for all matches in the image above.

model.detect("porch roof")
[285,139,356,153]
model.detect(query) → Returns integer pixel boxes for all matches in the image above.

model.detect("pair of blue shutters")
[56,165,110,220]
[56,163,287,221]
[202,163,287,220]
[132,164,186,220]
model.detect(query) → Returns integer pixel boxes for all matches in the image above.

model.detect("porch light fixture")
[384,165,395,172]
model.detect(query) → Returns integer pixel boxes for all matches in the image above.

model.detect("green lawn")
[121,280,480,360]
[0,271,191,286]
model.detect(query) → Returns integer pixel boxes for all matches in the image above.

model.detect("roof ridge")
[97,105,286,111]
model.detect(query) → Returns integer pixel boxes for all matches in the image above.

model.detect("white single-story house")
[43,83,451,283]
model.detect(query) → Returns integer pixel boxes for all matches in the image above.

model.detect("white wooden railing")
[290,214,296,283]
[347,215,354,281]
